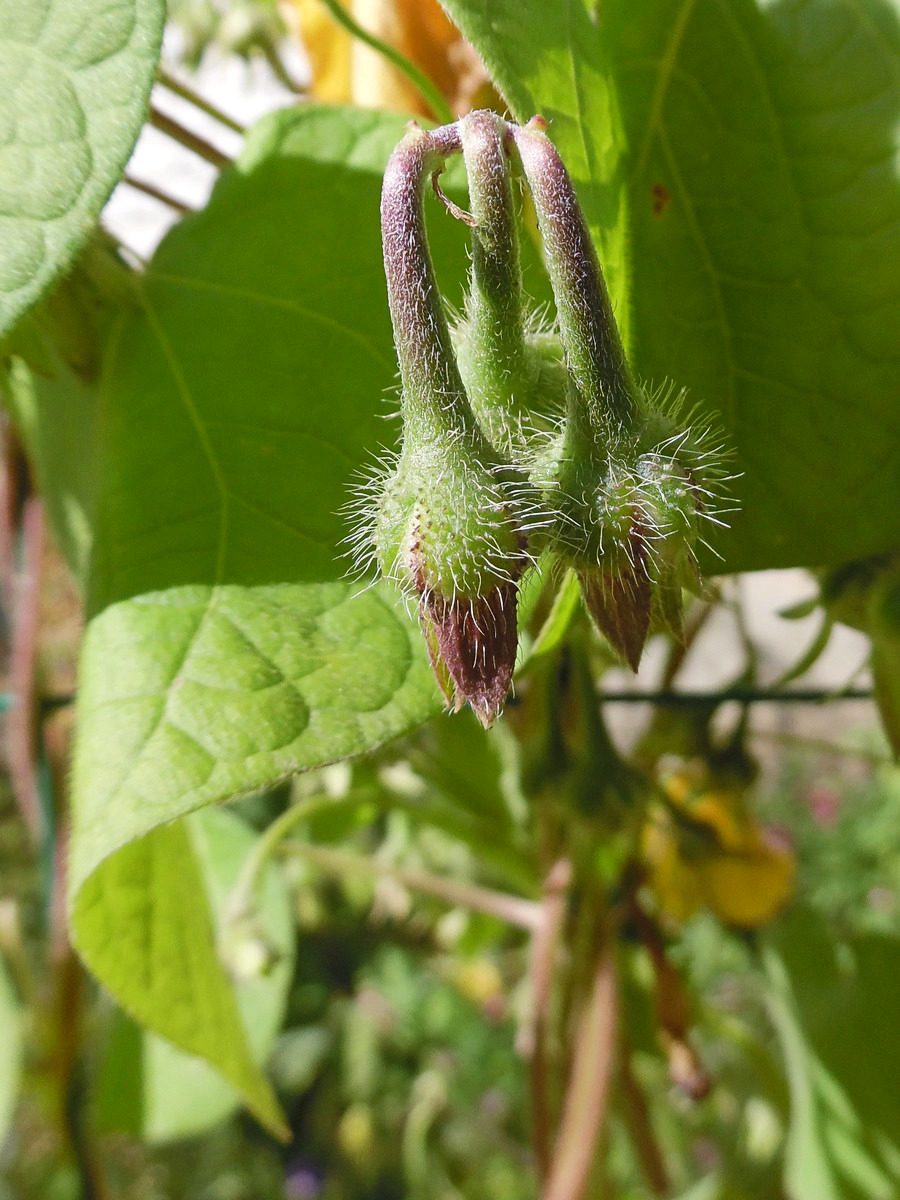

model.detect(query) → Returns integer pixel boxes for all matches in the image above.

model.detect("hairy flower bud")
[510,119,731,669]
[362,120,529,726]
[354,113,733,705]
[374,436,525,727]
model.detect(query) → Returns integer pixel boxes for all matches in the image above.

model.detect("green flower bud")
[510,119,732,669]
[374,434,525,728]
[358,121,530,726]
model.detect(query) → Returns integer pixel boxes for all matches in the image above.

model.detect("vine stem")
[7,496,44,846]
[122,175,193,214]
[518,858,573,1182]
[542,937,618,1200]
[148,105,232,169]
[228,795,542,931]
[619,1043,669,1196]
[750,728,889,762]
[315,0,454,124]
[597,686,874,705]
[227,794,356,920]
[156,68,246,133]
[279,840,542,931]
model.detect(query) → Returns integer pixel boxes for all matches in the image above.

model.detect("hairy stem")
[512,119,636,450]
[381,122,482,442]
[459,111,527,376]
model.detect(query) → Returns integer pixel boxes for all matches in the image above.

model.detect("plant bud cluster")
[351,112,733,725]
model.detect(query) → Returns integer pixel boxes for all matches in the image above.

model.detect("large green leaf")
[0,233,130,580]
[71,582,439,887]
[70,581,440,1131]
[93,807,296,1143]
[0,0,164,336]
[73,815,288,1137]
[764,908,900,1198]
[443,0,900,572]
[87,104,475,613]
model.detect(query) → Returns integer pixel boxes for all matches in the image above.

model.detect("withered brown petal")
[421,582,519,727]
[578,558,652,673]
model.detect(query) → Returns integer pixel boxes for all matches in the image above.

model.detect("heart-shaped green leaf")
[60,104,474,1130]
[87,105,474,613]
[69,581,440,1133]
[444,0,900,572]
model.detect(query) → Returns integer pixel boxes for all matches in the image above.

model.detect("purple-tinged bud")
[370,120,529,726]
[507,120,732,670]
[578,529,652,673]
[421,580,519,728]
[381,121,468,445]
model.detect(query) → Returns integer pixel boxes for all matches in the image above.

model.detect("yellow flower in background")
[642,771,796,928]
[282,0,499,116]
[451,958,503,1007]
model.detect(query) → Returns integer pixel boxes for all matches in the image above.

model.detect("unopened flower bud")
[510,119,731,669]
[366,121,529,726]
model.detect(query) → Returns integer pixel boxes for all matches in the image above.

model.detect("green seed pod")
[359,121,529,727]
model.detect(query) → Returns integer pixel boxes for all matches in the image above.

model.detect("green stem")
[597,686,874,705]
[280,840,542,931]
[459,111,526,372]
[260,40,308,96]
[156,68,246,133]
[750,728,889,762]
[148,105,232,169]
[619,1044,669,1197]
[228,794,357,920]
[316,0,454,124]
[453,111,539,453]
[122,174,192,214]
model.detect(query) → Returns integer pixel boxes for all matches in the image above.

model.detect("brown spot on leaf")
[651,182,671,217]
